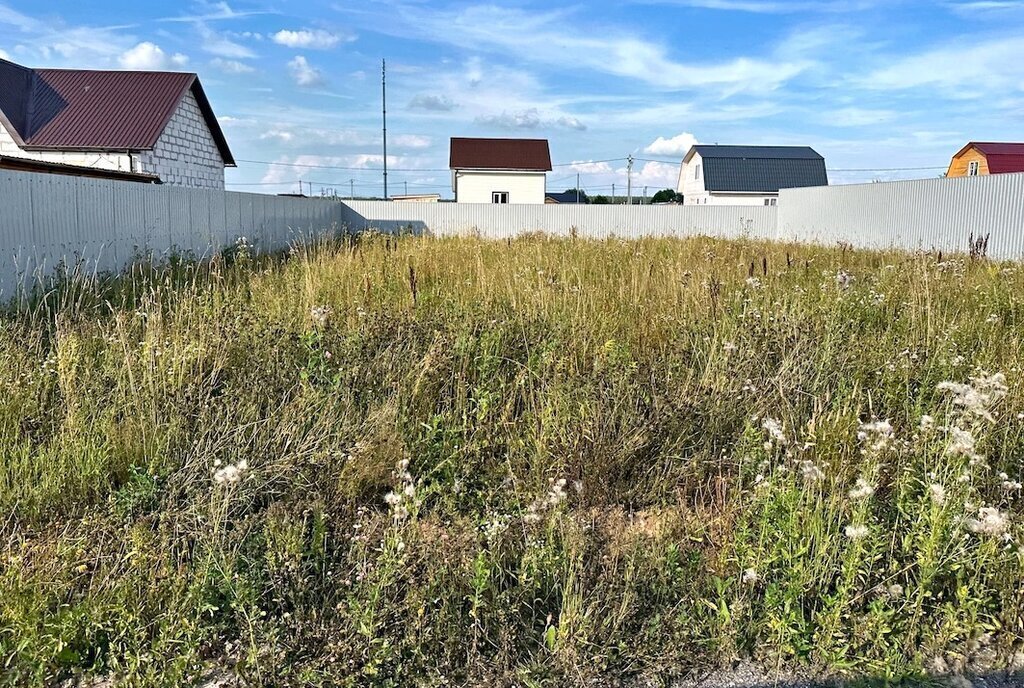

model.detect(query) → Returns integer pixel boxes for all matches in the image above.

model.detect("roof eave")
[452,166,551,172]
[188,77,236,166]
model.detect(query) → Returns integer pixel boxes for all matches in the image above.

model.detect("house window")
[764,198,777,206]
[492,191,509,204]
[694,164,701,180]
[968,160,980,176]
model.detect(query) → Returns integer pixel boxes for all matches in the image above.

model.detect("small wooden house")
[946,142,1024,177]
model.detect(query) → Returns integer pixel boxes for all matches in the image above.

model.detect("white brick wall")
[0,122,132,171]
[136,91,225,189]
[0,89,225,189]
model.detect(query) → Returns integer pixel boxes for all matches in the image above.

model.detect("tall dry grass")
[1,233,1022,686]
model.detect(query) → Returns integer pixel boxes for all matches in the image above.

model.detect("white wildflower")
[835,270,854,290]
[929,483,946,505]
[384,491,401,506]
[745,277,762,289]
[762,418,786,445]
[722,341,737,353]
[213,460,249,485]
[741,568,759,584]
[799,460,825,483]
[919,415,935,432]
[848,477,875,500]
[844,524,869,541]
[887,583,903,598]
[858,419,894,455]
[967,506,1010,537]
[937,373,1008,422]
[310,305,333,327]
[945,426,980,460]
[1002,477,1023,491]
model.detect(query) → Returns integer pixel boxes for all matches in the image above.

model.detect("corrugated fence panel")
[778,172,1024,260]
[339,201,777,240]
[5,168,1024,300]
[0,170,347,299]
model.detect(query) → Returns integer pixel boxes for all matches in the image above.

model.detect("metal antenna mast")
[382,59,388,200]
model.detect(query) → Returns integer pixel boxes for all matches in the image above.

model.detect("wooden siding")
[947,146,990,177]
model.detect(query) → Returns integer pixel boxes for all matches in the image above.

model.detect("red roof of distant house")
[955,142,1024,174]
[449,137,552,171]
[0,57,234,165]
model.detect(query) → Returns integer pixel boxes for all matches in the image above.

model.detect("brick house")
[0,57,234,188]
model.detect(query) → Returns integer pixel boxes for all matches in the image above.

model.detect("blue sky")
[2,0,1023,198]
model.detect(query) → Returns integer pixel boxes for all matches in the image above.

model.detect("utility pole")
[349,179,354,200]
[612,183,615,204]
[404,181,408,196]
[576,173,580,203]
[382,59,388,200]
[626,154,634,206]
[643,186,648,205]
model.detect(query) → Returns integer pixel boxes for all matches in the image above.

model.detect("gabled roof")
[450,137,552,171]
[954,142,1024,174]
[545,191,586,204]
[683,144,827,193]
[0,57,234,165]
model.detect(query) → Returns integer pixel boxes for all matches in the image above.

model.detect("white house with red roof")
[449,137,552,204]
[0,56,234,188]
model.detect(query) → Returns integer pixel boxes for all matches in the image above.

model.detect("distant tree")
[562,188,590,203]
[651,188,683,204]
[590,195,611,204]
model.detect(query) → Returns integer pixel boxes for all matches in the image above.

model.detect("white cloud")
[634,0,878,12]
[476,108,587,131]
[392,134,432,149]
[569,161,615,174]
[219,115,255,126]
[408,93,456,111]
[118,42,189,70]
[644,132,698,155]
[288,55,325,87]
[380,5,810,95]
[476,109,542,130]
[197,22,256,59]
[557,116,586,131]
[161,2,271,23]
[863,35,1024,95]
[0,48,9,61]
[272,29,346,49]
[628,161,680,188]
[260,129,295,143]
[820,107,895,127]
[211,57,254,74]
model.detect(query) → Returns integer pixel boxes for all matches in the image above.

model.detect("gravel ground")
[665,662,1024,688]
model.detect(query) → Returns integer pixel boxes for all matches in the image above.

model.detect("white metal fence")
[341,201,777,240]
[4,167,1024,298]
[0,170,343,296]
[778,172,1024,260]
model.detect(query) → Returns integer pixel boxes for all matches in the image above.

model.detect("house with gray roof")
[676,145,827,206]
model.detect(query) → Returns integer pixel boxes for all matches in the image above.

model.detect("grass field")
[1,233,1023,686]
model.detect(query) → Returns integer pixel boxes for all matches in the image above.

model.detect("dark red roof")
[449,137,552,171]
[955,142,1024,175]
[0,57,234,165]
